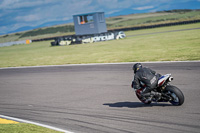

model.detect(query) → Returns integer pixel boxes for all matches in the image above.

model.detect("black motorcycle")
[135,74,184,106]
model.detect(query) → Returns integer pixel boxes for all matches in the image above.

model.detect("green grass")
[0,23,200,68]
[0,123,63,133]
[125,23,200,36]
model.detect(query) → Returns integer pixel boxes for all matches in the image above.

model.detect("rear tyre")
[166,85,184,106]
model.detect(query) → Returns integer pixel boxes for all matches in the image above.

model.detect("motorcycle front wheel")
[165,85,184,106]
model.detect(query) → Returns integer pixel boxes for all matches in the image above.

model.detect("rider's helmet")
[133,63,142,73]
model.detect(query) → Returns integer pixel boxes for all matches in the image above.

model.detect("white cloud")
[15,14,41,22]
[133,6,154,10]
[0,0,56,9]
[106,10,120,15]
[97,0,135,9]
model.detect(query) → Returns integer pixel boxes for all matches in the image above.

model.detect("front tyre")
[166,85,184,106]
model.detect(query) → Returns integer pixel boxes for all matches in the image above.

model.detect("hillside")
[0,9,200,43]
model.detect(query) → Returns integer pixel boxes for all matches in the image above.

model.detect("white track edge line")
[0,60,200,70]
[0,114,74,133]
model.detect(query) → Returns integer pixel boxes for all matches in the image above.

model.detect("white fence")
[0,40,32,47]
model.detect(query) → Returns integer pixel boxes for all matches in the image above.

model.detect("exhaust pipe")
[169,77,174,82]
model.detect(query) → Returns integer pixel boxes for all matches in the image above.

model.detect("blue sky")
[0,0,200,35]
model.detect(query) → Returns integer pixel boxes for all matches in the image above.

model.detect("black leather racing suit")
[132,67,160,96]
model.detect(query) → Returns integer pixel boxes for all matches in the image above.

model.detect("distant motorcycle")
[136,74,184,106]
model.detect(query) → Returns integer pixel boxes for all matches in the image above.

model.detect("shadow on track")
[103,102,172,108]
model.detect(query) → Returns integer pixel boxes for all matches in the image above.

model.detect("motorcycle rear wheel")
[165,85,184,106]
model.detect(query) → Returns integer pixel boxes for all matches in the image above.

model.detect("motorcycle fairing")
[158,74,171,87]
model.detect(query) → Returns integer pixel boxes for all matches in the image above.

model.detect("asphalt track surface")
[0,62,200,133]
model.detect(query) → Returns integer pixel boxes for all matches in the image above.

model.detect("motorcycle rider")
[131,63,161,102]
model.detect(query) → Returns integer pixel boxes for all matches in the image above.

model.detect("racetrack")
[0,62,200,133]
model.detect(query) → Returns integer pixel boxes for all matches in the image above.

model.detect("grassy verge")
[0,123,63,133]
[125,23,200,36]
[0,23,199,68]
